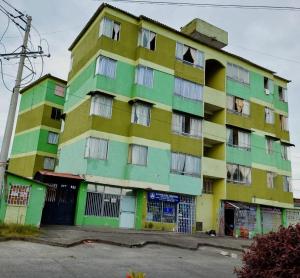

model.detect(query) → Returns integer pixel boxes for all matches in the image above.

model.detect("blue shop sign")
[148,192,179,203]
[163,207,175,216]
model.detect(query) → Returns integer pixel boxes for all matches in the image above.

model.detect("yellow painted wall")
[4,206,27,225]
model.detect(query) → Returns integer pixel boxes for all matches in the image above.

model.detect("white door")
[119,196,136,229]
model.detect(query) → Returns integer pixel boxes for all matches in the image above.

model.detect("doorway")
[119,195,136,229]
[224,208,235,236]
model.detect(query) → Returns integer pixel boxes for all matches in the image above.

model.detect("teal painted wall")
[57,138,202,195]
[227,133,291,172]
[11,129,58,156]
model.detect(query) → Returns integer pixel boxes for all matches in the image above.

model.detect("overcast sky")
[0,0,300,197]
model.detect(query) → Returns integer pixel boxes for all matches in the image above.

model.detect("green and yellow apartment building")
[8,4,298,235]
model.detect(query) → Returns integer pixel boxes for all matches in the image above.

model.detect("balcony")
[202,157,226,179]
[203,120,226,144]
[203,86,226,110]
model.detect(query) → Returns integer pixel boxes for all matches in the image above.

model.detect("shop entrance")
[224,208,235,236]
[177,196,195,233]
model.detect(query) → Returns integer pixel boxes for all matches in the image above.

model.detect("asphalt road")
[0,241,241,278]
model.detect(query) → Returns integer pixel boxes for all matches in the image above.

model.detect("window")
[51,107,62,120]
[171,152,201,177]
[99,17,120,41]
[265,107,274,124]
[283,176,291,192]
[147,199,177,223]
[227,63,250,84]
[172,113,202,138]
[203,179,213,194]
[135,65,154,88]
[95,56,117,79]
[139,28,156,50]
[131,102,151,126]
[48,132,59,145]
[280,115,289,131]
[85,137,108,160]
[85,184,122,218]
[176,42,204,67]
[128,144,148,166]
[227,163,251,184]
[54,85,65,97]
[266,137,274,155]
[7,185,30,206]
[174,77,203,101]
[281,144,290,160]
[227,127,251,150]
[90,94,113,118]
[227,95,250,116]
[44,157,56,170]
[267,172,275,189]
[264,77,273,94]
[278,86,287,102]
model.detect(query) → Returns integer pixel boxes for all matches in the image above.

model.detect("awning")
[87,90,116,98]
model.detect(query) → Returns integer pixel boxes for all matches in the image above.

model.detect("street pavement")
[0,240,241,278]
[32,225,252,252]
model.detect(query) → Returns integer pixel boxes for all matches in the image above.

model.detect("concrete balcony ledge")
[203,86,226,109]
[202,157,226,179]
[203,120,226,143]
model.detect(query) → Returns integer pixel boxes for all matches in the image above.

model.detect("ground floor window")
[7,185,30,206]
[147,199,177,223]
[85,184,121,218]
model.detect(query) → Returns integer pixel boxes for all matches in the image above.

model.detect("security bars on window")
[7,185,30,206]
[147,199,177,223]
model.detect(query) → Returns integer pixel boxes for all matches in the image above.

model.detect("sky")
[0,0,300,197]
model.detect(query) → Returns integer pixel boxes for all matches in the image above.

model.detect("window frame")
[131,102,151,127]
[84,137,109,160]
[175,42,204,68]
[90,94,113,119]
[135,65,154,88]
[267,172,275,189]
[139,28,156,51]
[43,157,56,170]
[226,95,250,116]
[47,131,59,145]
[172,112,202,138]
[265,107,275,124]
[95,55,117,79]
[128,144,148,166]
[227,63,250,85]
[226,127,251,151]
[51,107,62,121]
[99,17,121,41]
[227,163,252,185]
[170,152,201,177]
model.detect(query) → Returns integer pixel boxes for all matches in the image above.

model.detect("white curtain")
[185,155,200,176]
[227,128,233,145]
[112,22,120,40]
[96,56,117,79]
[141,28,149,48]
[190,48,197,64]
[227,63,233,78]
[171,152,185,173]
[238,131,250,149]
[227,95,234,111]
[90,95,113,118]
[100,17,113,38]
[85,137,108,160]
[242,100,250,115]
[44,157,55,170]
[135,66,153,88]
[48,132,59,144]
[131,103,150,126]
[172,113,183,134]
[196,50,204,67]
[174,78,203,101]
[227,164,238,181]
[241,166,251,184]
[190,118,202,137]
[176,42,183,59]
[131,145,148,165]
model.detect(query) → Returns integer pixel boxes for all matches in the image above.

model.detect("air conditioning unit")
[264,88,270,95]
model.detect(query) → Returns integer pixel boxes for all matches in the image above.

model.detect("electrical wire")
[0,16,10,44]
[105,0,300,11]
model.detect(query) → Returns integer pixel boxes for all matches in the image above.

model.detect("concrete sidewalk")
[15,226,252,252]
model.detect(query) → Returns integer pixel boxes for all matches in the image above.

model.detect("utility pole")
[0,16,32,195]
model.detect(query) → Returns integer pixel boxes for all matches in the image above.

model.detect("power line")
[105,0,300,11]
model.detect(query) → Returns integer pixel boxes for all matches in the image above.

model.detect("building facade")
[8,74,66,178]
[8,4,298,234]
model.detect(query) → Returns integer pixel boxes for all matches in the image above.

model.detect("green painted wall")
[0,173,46,227]
[11,129,58,156]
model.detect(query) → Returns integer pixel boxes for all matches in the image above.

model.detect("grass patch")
[0,223,40,238]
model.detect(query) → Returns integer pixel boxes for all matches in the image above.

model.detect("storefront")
[145,191,195,233]
[224,201,257,238]
[286,208,300,226]
[261,207,282,234]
